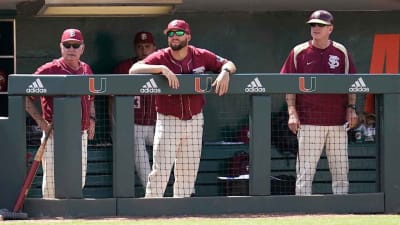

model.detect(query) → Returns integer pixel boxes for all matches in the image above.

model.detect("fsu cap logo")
[68,30,77,38]
[140,33,148,41]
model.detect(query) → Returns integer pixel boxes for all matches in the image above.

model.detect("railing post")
[0,96,25,209]
[249,95,271,195]
[54,97,82,198]
[382,94,400,213]
[112,96,135,197]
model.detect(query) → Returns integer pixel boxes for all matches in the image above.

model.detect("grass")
[2,215,400,225]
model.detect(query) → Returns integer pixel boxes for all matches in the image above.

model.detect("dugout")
[0,74,399,217]
[0,4,400,217]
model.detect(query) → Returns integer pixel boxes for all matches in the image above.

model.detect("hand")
[347,108,358,129]
[212,71,230,96]
[161,66,179,89]
[88,118,95,140]
[288,114,300,134]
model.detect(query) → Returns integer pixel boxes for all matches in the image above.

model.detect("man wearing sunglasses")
[109,31,157,192]
[129,19,236,198]
[25,28,95,198]
[280,10,358,196]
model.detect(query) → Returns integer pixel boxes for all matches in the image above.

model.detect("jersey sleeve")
[347,53,357,74]
[280,50,296,74]
[142,50,162,65]
[202,49,228,73]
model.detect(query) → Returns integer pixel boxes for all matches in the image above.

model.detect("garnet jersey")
[34,58,94,130]
[280,41,357,125]
[113,58,156,125]
[143,45,228,120]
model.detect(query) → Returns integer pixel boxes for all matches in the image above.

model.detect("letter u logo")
[89,77,107,93]
[195,77,213,93]
[299,77,317,92]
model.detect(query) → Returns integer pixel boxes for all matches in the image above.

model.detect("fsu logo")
[299,76,317,92]
[89,77,107,93]
[328,55,340,69]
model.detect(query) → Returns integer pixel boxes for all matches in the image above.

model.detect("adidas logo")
[140,78,161,93]
[349,77,369,93]
[26,78,47,93]
[245,77,266,93]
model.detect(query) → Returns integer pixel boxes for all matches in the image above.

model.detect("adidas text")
[26,87,47,93]
[349,87,370,92]
[245,87,266,93]
[140,88,161,93]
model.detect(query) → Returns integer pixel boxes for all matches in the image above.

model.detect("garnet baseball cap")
[134,31,155,45]
[61,28,84,43]
[163,19,191,35]
[306,10,334,25]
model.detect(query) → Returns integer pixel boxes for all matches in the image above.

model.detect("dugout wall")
[0,74,399,217]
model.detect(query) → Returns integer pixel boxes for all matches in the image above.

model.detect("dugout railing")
[0,74,399,217]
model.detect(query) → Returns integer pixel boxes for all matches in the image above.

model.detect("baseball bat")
[13,124,53,212]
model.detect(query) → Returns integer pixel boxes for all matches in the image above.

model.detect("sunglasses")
[309,23,328,27]
[167,30,186,37]
[62,43,81,49]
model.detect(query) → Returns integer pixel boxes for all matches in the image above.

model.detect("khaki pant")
[41,130,88,198]
[145,112,203,198]
[296,125,349,195]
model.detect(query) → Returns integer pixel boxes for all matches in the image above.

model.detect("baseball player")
[109,31,157,188]
[129,19,237,198]
[25,28,96,198]
[280,10,358,195]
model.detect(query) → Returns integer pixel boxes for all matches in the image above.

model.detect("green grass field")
[2,215,400,225]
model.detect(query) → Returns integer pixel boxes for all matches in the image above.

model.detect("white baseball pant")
[296,125,349,195]
[41,130,88,198]
[145,112,203,198]
[134,124,154,188]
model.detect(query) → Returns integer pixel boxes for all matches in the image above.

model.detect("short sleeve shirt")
[280,41,357,125]
[142,45,228,120]
[34,58,94,130]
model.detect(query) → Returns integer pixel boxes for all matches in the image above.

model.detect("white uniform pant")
[296,125,349,195]
[41,130,88,198]
[145,112,203,198]
[134,124,154,188]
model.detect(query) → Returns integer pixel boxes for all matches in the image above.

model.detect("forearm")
[25,97,47,128]
[129,62,165,75]
[348,94,356,105]
[90,100,96,119]
[286,94,297,115]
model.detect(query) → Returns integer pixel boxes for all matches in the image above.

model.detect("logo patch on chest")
[192,66,205,74]
[328,55,340,69]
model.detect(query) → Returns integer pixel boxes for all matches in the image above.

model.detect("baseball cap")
[306,10,334,25]
[163,19,191,35]
[134,31,155,45]
[61,28,84,43]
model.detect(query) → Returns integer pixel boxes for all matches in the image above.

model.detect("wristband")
[223,68,232,75]
[346,104,356,110]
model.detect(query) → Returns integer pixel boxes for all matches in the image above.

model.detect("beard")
[169,40,188,51]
